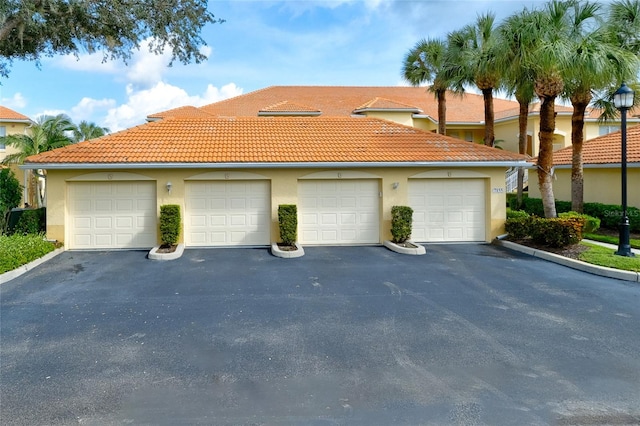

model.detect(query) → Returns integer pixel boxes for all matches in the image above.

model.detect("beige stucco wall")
[44,166,509,248]
[528,166,640,209]
[1,121,29,178]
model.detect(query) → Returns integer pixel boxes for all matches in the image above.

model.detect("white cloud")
[1,92,27,109]
[125,41,174,86]
[70,97,117,123]
[102,81,243,131]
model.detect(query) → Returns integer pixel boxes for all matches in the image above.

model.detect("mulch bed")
[506,237,590,260]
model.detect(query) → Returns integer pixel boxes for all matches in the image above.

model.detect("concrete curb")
[383,240,426,255]
[494,239,640,283]
[0,247,65,285]
[271,242,305,258]
[148,244,185,261]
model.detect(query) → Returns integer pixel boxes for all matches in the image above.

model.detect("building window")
[0,126,5,150]
[599,125,620,136]
[464,131,474,142]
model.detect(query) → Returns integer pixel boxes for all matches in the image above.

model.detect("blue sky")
[0,0,543,131]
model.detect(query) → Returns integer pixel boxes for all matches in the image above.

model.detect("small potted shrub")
[149,204,184,260]
[383,206,425,255]
[271,204,304,258]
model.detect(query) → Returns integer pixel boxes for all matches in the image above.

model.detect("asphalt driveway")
[1,244,640,425]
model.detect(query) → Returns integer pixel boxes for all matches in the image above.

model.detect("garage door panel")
[409,179,485,243]
[299,179,379,245]
[68,182,157,249]
[185,181,270,247]
[321,213,338,225]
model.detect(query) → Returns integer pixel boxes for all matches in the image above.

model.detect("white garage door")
[68,181,157,249]
[299,180,379,245]
[409,179,486,242]
[185,181,270,246]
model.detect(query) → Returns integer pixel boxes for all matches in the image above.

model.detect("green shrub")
[12,208,46,235]
[0,233,56,274]
[506,192,528,210]
[0,169,23,233]
[505,216,533,239]
[507,209,530,219]
[278,204,298,245]
[530,217,585,248]
[521,197,571,217]
[159,204,181,246]
[523,198,640,232]
[559,211,600,234]
[391,206,413,244]
[583,203,640,233]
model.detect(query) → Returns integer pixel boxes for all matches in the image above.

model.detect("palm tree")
[402,38,450,135]
[446,13,502,147]
[0,114,75,207]
[73,120,110,142]
[524,1,574,218]
[561,0,639,212]
[498,8,539,207]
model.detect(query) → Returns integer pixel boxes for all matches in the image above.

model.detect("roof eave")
[553,162,640,169]
[21,160,530,170]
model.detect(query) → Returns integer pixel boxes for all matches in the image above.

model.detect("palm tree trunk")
[437,89,447,135]
[570,96,590,213]
[538,96,557,218]
[482,88,495,147]
[517,99,529,207]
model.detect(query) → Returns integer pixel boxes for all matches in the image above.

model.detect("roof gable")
[258,100,321,116]
[0,106,31,122]
[551,124,640,165]
[25,116,527,166]
[353,97,422,113]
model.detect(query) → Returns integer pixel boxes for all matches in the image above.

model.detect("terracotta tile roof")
[353,97,421,113]
[258,100,321,115]
[550,124,640,165]
[25,117,526,165]
[146,106,215,120]
[0,106,31,121]
[196,86,520,122]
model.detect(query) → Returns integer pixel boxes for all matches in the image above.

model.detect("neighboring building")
[529,124,640,209]
[0,106,33,204]
[24,116,527,250]
[0,105,32,163]
[147,86,636,158]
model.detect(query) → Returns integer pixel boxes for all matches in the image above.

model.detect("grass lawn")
[0,234,58,274]
[584,232,640,250]
[579,242,640,272]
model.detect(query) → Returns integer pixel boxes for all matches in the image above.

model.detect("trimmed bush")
[278,204,298,245]
[524,198,640,233]
[583,203,640,233]
[391,206,413,244]
[530,217,585,248]
[507,209,530,219]
[558,211,600,234]
[13,208,46,235]
[505,217,532,240]
[521,197,572,217]
[506,192,527,210]
[159,204,181,246]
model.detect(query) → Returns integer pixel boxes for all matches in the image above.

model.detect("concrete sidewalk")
[494,238,640,283]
